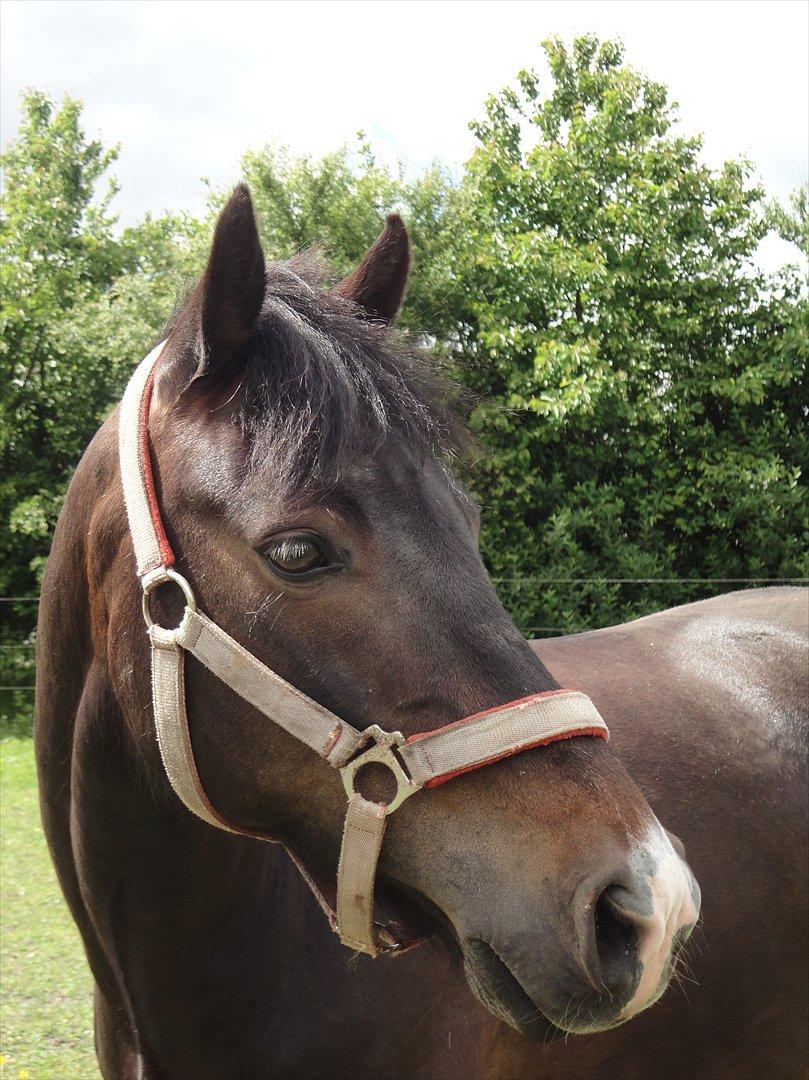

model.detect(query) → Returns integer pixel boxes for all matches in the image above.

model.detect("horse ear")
[157,185,265,405]
[332,213,410,324]
[198,183,265,363]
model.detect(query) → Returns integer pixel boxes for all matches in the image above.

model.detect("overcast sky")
[2,1,807,270]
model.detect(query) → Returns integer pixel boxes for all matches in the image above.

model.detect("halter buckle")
[340,725,420,815]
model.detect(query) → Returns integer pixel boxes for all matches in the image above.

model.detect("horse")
[34,185,807,1079]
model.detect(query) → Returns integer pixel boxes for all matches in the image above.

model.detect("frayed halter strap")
[119,342,609,956]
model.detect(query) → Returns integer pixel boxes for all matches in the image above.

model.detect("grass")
[1,714,100,1080]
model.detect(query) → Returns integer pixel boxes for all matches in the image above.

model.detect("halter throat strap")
[119,342,609,956]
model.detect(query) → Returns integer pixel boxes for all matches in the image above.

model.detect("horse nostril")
[664,828,686,860]
[592,885,641,990]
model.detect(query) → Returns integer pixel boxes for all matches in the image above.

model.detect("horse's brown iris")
[265,535,329,577]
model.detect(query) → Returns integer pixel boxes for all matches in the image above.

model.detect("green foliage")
[1,40,807,668]
[1,94,200,674]
[1,93,119,607]
[236,139,459,334]
[454,36,808,630]
[769,181,809,259]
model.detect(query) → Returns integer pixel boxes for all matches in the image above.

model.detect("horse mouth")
[384,885,639,1039]
[462,923,698,1039]
[376,885,563,1039]
[462,938,639,1040]
[462,939,567,1041]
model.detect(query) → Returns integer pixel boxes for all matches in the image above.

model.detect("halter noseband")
[119,343,609,956]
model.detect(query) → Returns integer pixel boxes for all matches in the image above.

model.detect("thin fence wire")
[3,579,806,695]
[2,578,807,600]
[493,577,809,584]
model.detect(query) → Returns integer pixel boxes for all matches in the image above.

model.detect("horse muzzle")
[458,823,701,1038]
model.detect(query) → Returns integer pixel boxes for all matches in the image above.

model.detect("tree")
[2,42,806,698]
[452,36,808,632]
[1,92,119,682]
[770,181,809,260]
[234,139,458,335]
[0,93,198,691]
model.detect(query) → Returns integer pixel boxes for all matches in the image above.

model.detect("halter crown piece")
[120,342,609,956]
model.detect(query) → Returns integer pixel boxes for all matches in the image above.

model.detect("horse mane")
[194,251,471,487]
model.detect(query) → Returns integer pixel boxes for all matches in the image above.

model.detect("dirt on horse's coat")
[35,187,808,1079]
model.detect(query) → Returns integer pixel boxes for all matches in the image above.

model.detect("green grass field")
[1,718,100,1080]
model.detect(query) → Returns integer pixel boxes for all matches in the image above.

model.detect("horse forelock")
[167,252,471,493]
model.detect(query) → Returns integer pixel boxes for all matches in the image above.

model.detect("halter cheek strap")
[119,343,609,956]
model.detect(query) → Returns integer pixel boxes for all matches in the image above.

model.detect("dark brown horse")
[35,187,807,1079]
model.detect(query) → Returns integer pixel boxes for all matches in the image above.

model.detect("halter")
[119,342,609,956]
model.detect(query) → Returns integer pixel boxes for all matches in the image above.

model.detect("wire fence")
[3,577,806,699]
[2,578,806,598]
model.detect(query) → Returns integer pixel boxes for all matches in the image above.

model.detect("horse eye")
[265,537,328,576]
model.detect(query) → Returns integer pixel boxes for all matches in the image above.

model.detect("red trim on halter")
[140,368,175,570]
[423,725,609,789]
[405,688,576,745]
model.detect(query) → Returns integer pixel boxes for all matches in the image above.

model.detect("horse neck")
[45,417,296,986]
[70,675,489,1078]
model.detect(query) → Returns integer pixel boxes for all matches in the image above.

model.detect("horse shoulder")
[34,412,141,1039]
[533,587,808,772]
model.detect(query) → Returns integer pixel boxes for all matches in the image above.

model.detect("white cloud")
[2,0,807,270]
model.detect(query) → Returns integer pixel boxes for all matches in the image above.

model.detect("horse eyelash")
[268,537,316,562]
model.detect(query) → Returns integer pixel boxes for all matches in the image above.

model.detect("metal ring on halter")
[141,568,198,630]
[340,725,421,815]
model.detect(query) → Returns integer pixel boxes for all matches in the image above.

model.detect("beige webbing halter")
[120,342,609,956]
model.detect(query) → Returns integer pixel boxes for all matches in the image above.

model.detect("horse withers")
[34,187,805,1078]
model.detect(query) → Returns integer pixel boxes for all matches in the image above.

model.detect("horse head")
[107,185,700,1039]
